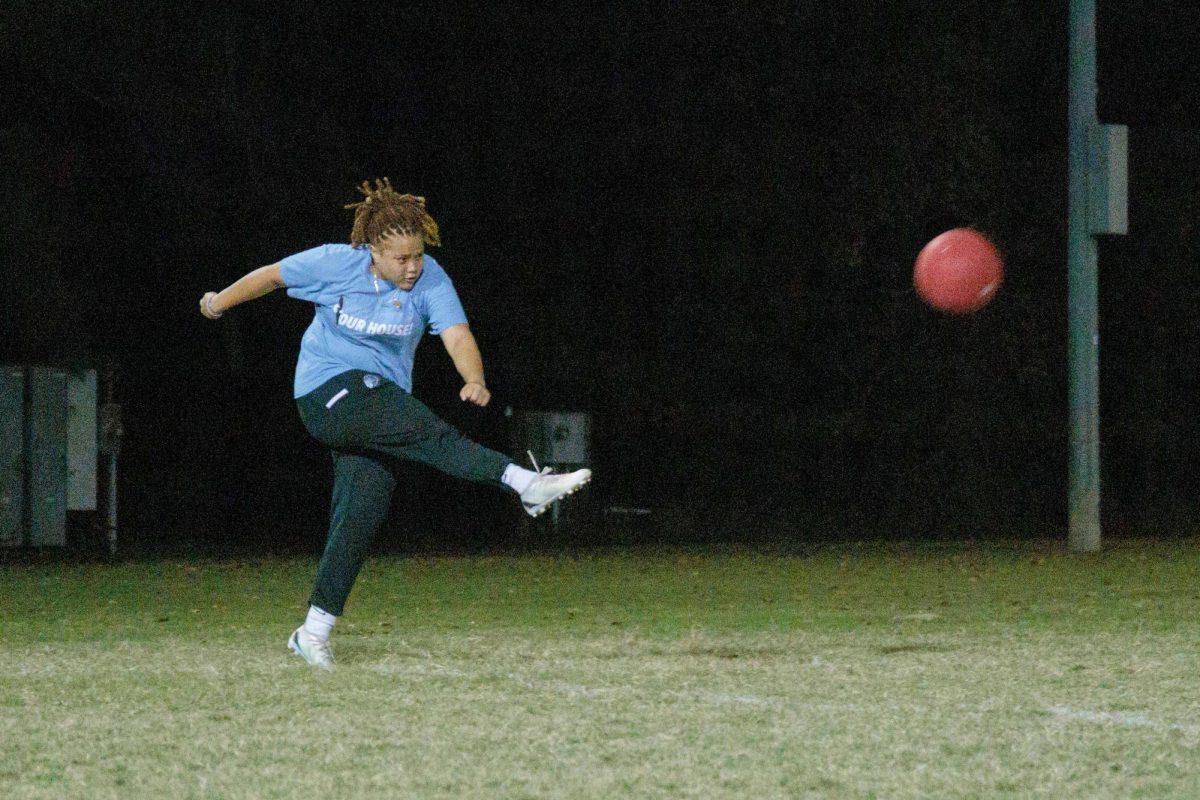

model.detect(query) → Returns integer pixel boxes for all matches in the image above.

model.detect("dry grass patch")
[2,541,1199,798]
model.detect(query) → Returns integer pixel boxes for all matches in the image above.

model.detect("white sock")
[304,605,337,641]
[501,463,538,494]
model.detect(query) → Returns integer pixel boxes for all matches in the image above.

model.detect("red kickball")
[913,228,1003,314]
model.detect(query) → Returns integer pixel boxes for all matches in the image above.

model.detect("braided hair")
[344,178,441,248]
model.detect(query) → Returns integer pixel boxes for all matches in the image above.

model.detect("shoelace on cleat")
[298,633,334,664]
[527,451,554,477]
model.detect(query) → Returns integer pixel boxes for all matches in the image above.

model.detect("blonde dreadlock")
[345,177,441,248]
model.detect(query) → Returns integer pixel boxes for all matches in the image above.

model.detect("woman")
[199,178,591,669]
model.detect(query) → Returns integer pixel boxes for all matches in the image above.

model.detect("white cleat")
[288,626,335,670]
[520,467,592,517]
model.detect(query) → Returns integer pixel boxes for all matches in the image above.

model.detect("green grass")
[2,540,1199,798]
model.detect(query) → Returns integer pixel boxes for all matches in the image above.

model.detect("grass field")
[2,539,1199,799]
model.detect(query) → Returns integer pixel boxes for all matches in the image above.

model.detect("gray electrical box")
[68,369,98,511]
[0,365,98,547]
[513,410,591,467]
[1089,122,1129,235]
[27,367,69,547]
[0,366,24,546]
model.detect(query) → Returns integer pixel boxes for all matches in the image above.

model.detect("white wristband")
[205,294,224,319]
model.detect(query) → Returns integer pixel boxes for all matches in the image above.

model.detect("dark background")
[3,2,1198,554]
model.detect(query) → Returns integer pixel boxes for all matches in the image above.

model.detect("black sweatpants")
[296,370,513,615]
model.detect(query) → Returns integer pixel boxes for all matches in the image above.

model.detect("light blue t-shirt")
[280,244,469,397]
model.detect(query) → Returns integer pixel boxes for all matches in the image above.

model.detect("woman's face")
[370,233,425,289]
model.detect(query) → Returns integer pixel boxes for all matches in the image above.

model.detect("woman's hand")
[200,291,224,319]
[199,265,285,320]
[460,381,491,407]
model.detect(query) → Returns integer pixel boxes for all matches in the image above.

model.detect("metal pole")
[107,449,118,557]
[99,365,123,558]
[1067,0,1101,552]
